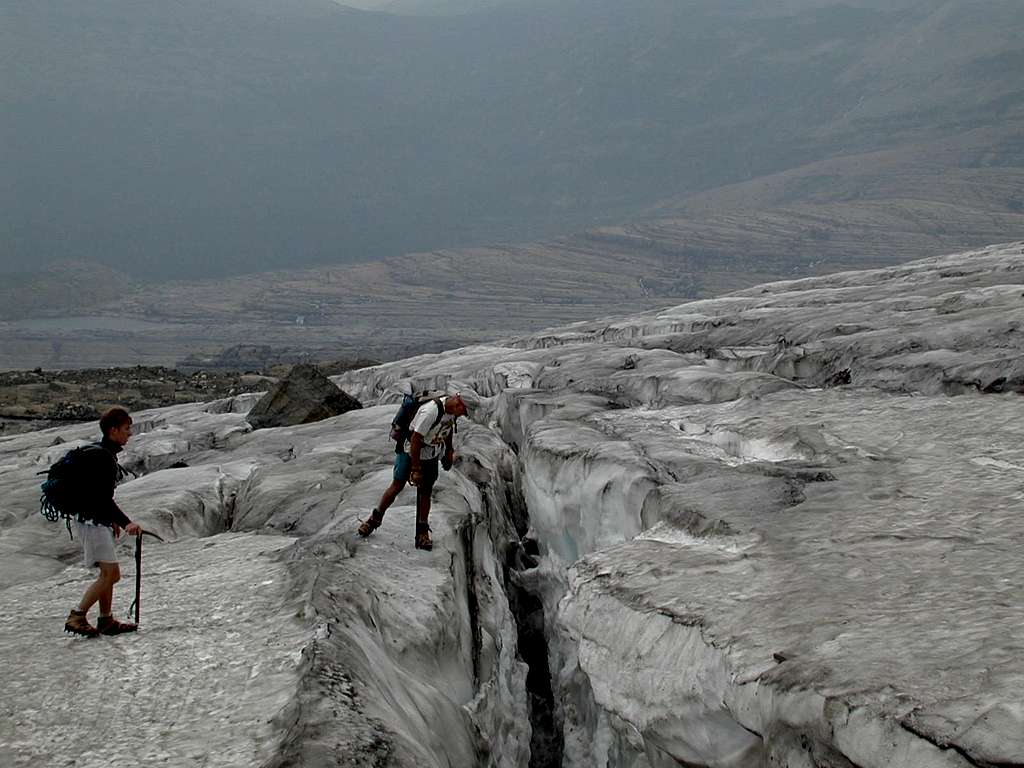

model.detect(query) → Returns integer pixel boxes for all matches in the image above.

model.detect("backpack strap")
[74,443,107,460]
[430,398,445,431]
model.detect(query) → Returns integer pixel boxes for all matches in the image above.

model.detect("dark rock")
[46,402,100,421]
[823,368,852,387]
[246,364,361,430]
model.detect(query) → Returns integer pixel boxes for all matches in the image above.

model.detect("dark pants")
[378,454,440,525]
[393,453,439,489]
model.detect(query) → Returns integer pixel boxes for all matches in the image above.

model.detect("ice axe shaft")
[128,529,164,625]
[133,533,142,624]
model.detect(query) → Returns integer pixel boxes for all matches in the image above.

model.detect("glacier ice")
[2,242,1024,766]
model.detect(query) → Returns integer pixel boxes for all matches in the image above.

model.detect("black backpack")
[389,393,445,452]
[38,443,105,538]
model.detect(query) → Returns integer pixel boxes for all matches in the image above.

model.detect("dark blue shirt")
[77,436,132,529]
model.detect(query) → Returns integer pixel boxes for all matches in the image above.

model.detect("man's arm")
[91,448,139,532]
[409,432,424,485]
[105,470,139,534]
[108,500,132,529]
[109,497,141,536]
[442,433,455,470]
[407,400,443,485]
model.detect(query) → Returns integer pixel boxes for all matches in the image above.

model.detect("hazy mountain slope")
[2,0,1023,279]
[2,128,1022,370]
[599,124,1024,274]
[657,126,1024,214]
[378,0,520,15]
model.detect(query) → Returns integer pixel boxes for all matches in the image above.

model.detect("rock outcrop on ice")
[1,242,1022,767]
[247,362,362,430]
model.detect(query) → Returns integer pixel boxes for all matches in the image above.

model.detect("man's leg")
[90,562,137,634]
[98,562,120,617]
[376,478,406,516]
[66,560,119,636]
[359,454,410,537]
[415,483,432,524]
[414,459,439,550]
[414,484,434,550]
[358,479,404,536]
[78,561,120,614]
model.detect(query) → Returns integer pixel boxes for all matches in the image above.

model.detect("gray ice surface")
[2,242,1023,766]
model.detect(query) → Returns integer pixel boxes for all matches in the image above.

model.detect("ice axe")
[128,529,165,625]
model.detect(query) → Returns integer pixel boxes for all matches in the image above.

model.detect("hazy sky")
[2,0,1022,280]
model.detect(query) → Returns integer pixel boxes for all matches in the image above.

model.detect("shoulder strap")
[430,398,445,430]
[56,442,103,464]
[74,442,108,463]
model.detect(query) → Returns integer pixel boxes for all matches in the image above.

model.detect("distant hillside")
[377,0,515,15]
[606,125,1024,276]
[3,0,1023,279]
[0,262,133,321]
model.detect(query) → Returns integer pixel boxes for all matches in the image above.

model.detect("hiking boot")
[414,523,432,551]
[357,509,384,538]
[96,615,138,635]
[64,609,99,637]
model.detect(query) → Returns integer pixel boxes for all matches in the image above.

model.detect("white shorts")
[76,521,118,567]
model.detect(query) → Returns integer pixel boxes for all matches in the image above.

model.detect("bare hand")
[125,522,143,536]
[112,524,122,539]
[442,451,454,471]
[409,469,422,487]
